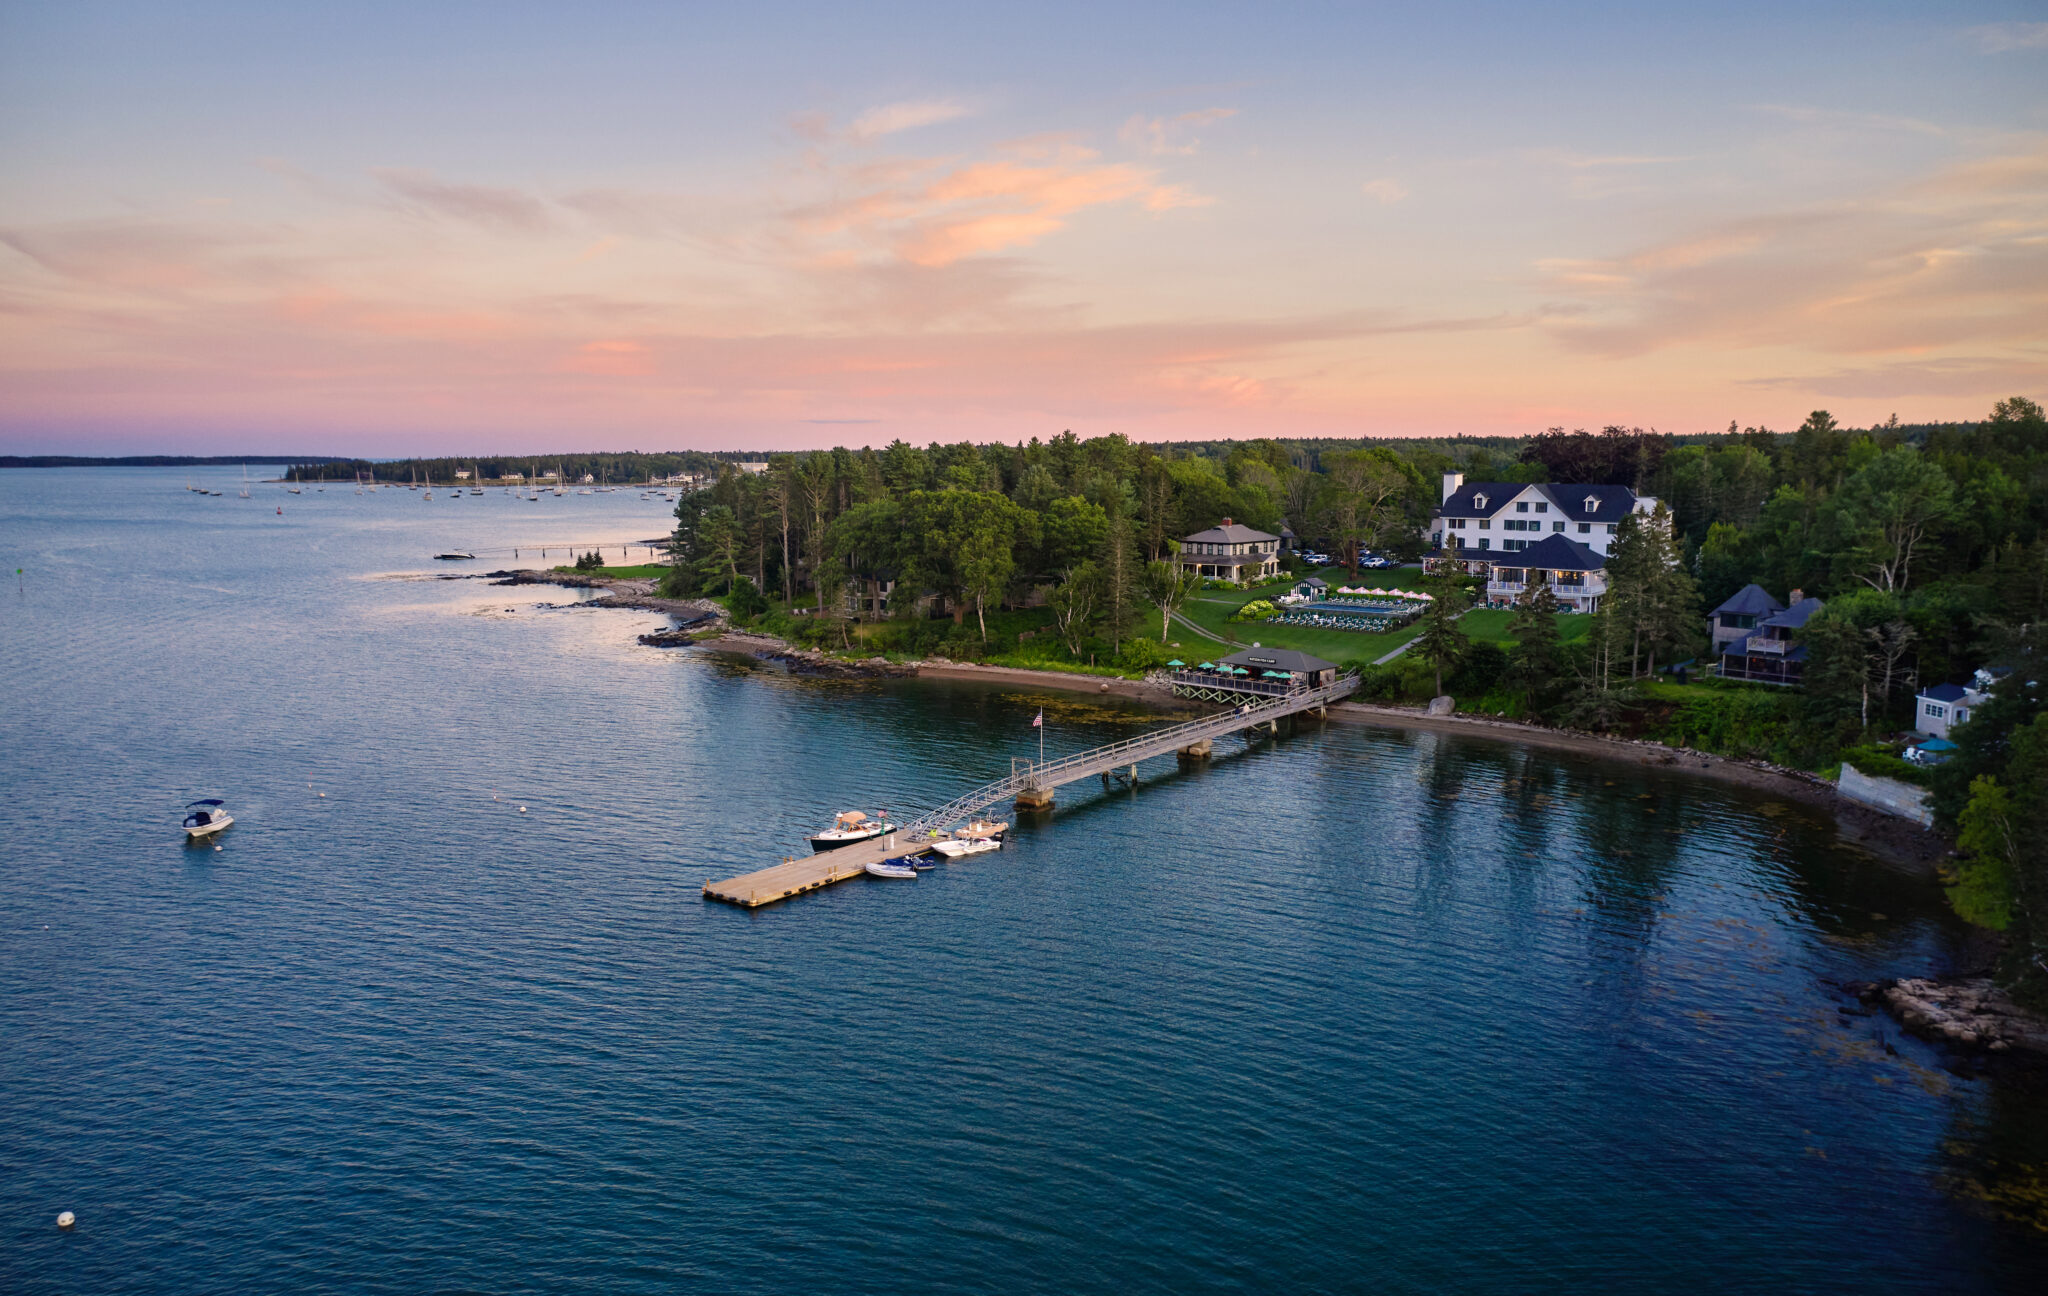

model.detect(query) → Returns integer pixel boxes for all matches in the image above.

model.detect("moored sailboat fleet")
[808,809,1009,879]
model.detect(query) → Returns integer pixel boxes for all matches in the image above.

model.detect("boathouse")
[1171,646,1339,702]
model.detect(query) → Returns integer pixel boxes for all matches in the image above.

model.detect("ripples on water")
[3,469,2046,1293]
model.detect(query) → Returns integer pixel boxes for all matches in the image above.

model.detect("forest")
[646,402,2046,999]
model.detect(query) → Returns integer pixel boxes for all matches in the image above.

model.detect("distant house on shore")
[1915,669,2005,739]
[1174,517,1281,584]
[454,470,472,480]
[1718,591,1824,685]
[1708,584,1785,656]
[738,462,769,476]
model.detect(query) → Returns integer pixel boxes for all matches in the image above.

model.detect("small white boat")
[182,799,234,839]
[931,837,1001,860]
[865,860,918,879]
[810,810,897,852]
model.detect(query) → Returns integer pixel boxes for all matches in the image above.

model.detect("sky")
[1,0,2044,455]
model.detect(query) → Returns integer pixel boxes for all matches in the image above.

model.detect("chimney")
[1789,589,1803,605]
[1442,471,1464,503]
[1220,516,1233,527]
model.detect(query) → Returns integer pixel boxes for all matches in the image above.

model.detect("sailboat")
[287,467,302,494]
[238,465,250,499]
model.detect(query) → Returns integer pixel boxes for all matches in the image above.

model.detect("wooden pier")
[702,676,1357,908]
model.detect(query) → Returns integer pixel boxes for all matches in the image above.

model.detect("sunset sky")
[2,1,2044,455]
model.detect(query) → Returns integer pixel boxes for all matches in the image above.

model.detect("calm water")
[3,467,2044,1293]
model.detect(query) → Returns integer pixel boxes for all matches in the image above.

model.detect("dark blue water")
[4,468,2044,1293]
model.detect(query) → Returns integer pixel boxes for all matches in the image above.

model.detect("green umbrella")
[1198,662,1215,670]
[1166,659,1185,667]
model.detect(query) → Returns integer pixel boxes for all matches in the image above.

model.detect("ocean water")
[3,467,2045,1293]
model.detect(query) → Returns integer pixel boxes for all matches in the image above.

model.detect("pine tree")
[1414,577,1470,696]
[1101,509,1142,655]
[1507,581,1562,698]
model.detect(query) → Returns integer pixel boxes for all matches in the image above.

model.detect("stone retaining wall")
[1838,765,1933,826]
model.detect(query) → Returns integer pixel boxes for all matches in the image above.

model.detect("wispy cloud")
[848,99,972,141]
[1966,21,2048,53]
[1360,178,1409,205]
[1752,103,1946,137]
[1534,140,2048,366]
[374,169,555,232]
[1523,149,1689,169]
[1118,108,1236,157]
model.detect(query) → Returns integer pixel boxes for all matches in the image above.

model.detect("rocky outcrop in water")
[1856,977,2048,1056]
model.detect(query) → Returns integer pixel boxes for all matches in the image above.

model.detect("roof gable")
[1711,583,1784,617]
[1764,596,1825,629]
[1493,534,1606,570]
[1183,521,1278,544]
[1533,483,1642,522]
[1921,682,1970,702]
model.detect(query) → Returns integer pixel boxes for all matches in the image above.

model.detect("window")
[1516,502,1529,513]
[1504,539,1525,551]
[1473,493,1488,509]
[1584,496,1599,512]
[1535,502,1548,513]
[1956,708,1970,723]
[1552,521,1565,531]
[1478,538,1490,550]
[1606,524,1617,535]
[1478,519,1490,530]
[1557,570,1585,587]
[1925,702,1947,719]
[1578,522,1591,534]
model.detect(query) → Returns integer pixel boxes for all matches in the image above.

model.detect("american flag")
[1032,709,1043,728]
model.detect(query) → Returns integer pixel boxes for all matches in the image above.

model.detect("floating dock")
[702,677,1357,908]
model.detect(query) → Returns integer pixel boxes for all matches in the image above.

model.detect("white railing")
[894,676,1359,838]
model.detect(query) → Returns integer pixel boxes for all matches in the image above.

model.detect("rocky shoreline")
[1849,977,2048,1059]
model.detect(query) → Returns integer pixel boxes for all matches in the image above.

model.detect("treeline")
[658,432,1445,658]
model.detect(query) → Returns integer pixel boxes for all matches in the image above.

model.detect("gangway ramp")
[702,676,1357,908]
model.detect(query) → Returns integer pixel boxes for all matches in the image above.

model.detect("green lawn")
[1180,582,1421,666]
[554,562,673,580]
[1456,608,1593,645]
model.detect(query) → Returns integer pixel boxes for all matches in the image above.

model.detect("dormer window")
[1515,502,1529,513]
[1583,496,1599,512]
[1535,502,1547,513]
[1473,493,1488,510]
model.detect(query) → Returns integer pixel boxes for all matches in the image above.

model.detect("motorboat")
[433,552,476,561]
[182,799,234,839]
[865,860,917,879]
[809,810,896,852]
[931,837,1001,860]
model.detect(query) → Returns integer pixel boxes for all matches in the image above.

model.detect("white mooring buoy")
[57,1210,75,1229]
[518,805,528,813]
[213,844,222,852]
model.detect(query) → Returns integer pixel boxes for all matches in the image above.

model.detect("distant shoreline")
[0,455,350,469]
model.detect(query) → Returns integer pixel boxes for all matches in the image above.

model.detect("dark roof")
[1921,682,1971,703]
[1711,583,1783,618]
[1491,534,1606,570]
[1219,647,1337,674]
[1534,483,1642,522]
[1437,481,1643,522]
[1299,576,1329,589]
[1183,521,1278,544]
[1763,596,1825,630]
[1436,482,1526,518]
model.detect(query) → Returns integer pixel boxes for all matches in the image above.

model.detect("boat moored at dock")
[809,810,896,852]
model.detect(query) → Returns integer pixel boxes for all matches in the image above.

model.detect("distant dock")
[702,677,1358,907]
